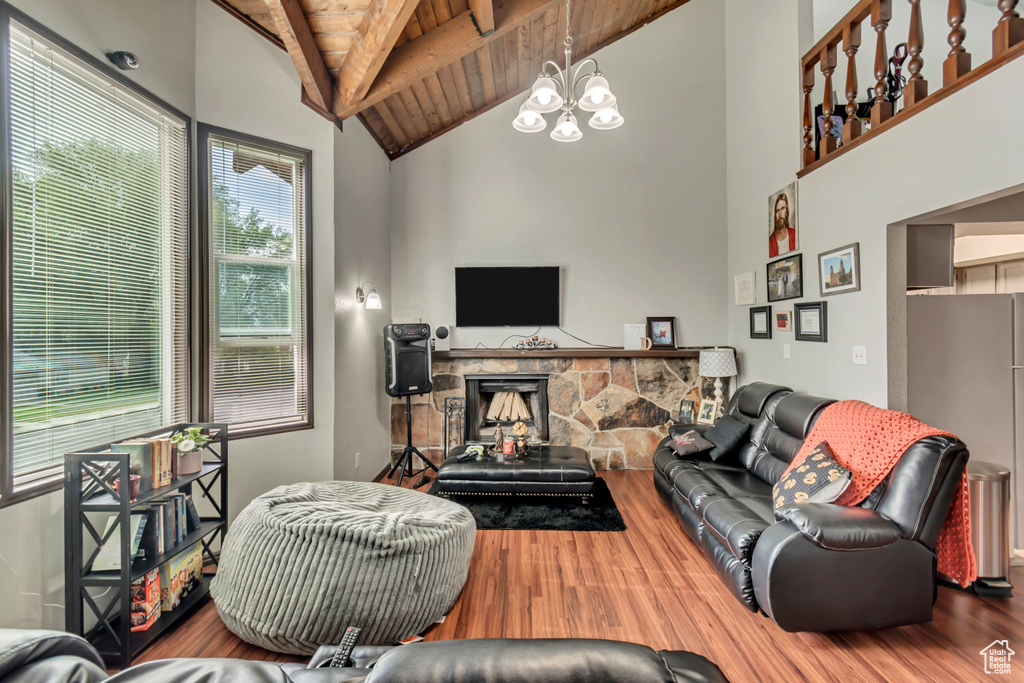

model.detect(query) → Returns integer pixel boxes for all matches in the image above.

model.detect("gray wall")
[389,0,728,350]
[333,127,393,482]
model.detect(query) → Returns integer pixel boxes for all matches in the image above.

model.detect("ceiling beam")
[335,0,556,120]
[469,0,495,35]
[266,0,335,111]
[335,0,423,111]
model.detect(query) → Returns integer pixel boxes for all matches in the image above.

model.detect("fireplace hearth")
[465,374,548,443]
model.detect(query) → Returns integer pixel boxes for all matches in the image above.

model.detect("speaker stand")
[388,395,439,487]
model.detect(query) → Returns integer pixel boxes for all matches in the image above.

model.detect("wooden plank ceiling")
[213,0,692,159]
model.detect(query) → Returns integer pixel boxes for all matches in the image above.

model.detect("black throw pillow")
[772,441,852,513]
[669,430,715,457]
[703,415,750,461]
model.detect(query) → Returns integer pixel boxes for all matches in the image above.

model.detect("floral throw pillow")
[772,441,852,512]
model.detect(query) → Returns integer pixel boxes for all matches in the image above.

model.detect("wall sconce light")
[356,281,382,309]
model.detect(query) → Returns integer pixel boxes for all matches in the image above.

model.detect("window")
[198,125,311,436]
[1,9,190,506]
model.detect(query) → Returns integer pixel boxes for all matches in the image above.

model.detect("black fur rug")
[428,477,626,532]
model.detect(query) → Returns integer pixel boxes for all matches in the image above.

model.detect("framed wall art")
[767,253,803,302]
[818,242,861,296]
[775,310,792,331]
[794,301,828,342]
[734,271,756,306]
[750,305,772,339]
[646,317,676,348]
[769,182,798,258]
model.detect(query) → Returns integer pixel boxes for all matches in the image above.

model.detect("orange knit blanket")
[780,400,977,588]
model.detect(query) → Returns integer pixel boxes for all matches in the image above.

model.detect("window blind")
[205,132,309,432]
[8,21,189,486]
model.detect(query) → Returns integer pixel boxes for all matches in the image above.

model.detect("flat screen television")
[455,266,560,327]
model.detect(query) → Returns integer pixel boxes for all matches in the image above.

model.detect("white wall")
[389,0,728,350]
[333,127,393,481]
[726,0,1024,405]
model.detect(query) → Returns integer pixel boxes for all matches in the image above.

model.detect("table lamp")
[698,347,737,417]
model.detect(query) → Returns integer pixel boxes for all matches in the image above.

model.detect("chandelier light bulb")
[550,113,582,142]
[538,91,551,105]
[513,100,547,133]
[579,74,616,112]
[526,76,562,113]
[588,103,623,130]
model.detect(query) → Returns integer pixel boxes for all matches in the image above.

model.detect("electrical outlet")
[355,452,361,469]
[783,343,790,359]
[853,346,867,365]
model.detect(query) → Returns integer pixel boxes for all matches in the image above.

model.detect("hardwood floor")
[139,469,1024,681]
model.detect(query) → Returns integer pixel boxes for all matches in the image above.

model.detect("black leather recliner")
[0,628,729,683]
[653,382,969,632]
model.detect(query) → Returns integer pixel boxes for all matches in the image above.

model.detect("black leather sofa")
[653,382,969,632]
[0,628,728,682]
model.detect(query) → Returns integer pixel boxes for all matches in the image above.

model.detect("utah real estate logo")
[980,640,1014,675]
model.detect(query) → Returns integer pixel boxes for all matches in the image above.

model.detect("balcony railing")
[800,0,1024,176]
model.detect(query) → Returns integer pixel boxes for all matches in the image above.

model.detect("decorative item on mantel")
[698,348,738,419]
[514,336,558,350]
[171,426,210,475]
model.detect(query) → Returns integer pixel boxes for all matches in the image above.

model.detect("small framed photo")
[646,317,676,348]
[818,242,861,296]
[734,271,756,306]
[775,310,792,331]
[769,182,798,258]
[767,253,803,302]
[696,398,720,425]
[795,301,828,342]
[677,399,695,424]
[750,305,772,339]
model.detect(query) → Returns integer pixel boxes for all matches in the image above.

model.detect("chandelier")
[512,0,623,141]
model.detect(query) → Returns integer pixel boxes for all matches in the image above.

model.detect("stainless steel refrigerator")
[907,293,1021,551]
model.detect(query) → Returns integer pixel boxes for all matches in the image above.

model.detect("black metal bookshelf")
[64,423,228,668]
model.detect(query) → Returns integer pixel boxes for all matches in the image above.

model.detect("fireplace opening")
[465,374,548,444]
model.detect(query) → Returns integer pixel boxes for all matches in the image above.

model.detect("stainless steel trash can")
[968,460,1013,596]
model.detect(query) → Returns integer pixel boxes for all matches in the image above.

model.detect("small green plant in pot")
[172,427,210,475]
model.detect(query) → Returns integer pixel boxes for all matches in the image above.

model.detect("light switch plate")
[783,344,790,359]
[853,346,867,365]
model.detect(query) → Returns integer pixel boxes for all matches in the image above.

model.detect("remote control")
[456,451,477,462]
[329,625,361,668]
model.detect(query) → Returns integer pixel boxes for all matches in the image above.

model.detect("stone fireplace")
[465,374,548,443]
[390,350,728,471]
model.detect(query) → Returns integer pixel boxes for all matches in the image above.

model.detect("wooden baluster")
[803,66,816,167]
[871,0,893,128]
[944,0,971,86]
[820,44,838,156]
[842,23,862,144]
[904,0,928,107]
[993,0,1024,58]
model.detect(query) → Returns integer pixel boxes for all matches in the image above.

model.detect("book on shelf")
[130,567,161,632]
[110,441,153,492]
[171,493,187,540]
[159,542,203,612]
[184,494,202,532]
[91,514,147,572]
[133,507,160,564]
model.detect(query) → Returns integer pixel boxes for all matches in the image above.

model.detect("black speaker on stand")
[384,324,438,487]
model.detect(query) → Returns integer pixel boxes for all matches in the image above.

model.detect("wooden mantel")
[433,347,729,359]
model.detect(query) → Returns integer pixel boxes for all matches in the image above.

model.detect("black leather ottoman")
[436,445,596,502]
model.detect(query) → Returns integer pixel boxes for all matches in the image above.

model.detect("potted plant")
[171,426,210,475]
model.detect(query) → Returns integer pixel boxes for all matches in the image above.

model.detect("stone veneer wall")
[390,355,729,471]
